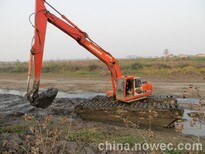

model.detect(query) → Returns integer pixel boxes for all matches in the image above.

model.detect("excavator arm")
[26,0,122,108]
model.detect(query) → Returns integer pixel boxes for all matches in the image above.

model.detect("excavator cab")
[116,76,152,102]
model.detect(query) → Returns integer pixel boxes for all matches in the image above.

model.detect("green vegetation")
[0,57,204,77]
[164,149,183,154]
[65,128,144,145]
[0,125,25,134]
[66,128,104,143]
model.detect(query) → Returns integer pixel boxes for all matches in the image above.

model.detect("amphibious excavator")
[26,0,183,127]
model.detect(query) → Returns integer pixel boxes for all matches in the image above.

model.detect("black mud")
[0,93,82,117]
[0,94,205,153]
[0,94,117,154]
[29,88,58,109]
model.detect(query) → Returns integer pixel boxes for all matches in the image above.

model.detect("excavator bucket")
[28,88,58,109]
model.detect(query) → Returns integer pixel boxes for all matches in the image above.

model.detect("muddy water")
[0,89,204,137]
[177,98,205,137]
[0,89,104,98]
[182,109,205,137]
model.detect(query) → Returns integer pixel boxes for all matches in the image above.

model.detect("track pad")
[31,88,58,109]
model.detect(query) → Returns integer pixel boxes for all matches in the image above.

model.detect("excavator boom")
[26,0,122,108]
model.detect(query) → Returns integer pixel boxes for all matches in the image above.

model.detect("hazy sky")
[0,0,204,61]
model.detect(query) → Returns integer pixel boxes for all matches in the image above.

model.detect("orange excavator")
[26,0,183,127]
[26,0,152,107]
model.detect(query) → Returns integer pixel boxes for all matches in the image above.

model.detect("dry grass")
[0,57,205,78]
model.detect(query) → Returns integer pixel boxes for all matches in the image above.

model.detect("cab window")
[135,78,141,88]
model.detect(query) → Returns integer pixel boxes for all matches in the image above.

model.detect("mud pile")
[0,94,81,118]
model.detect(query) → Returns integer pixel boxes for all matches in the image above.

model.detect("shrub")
[177,63,190,69]
[130,62,144,70]
[88,64,98,71]
[153,63,171,69]
[12,60,27,73]
[70,65,80,71]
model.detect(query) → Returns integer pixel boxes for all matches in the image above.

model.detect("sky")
[0,0,204,61]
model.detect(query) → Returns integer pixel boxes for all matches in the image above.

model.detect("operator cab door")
[116,78,125,100]
[125,78,134,98]
[134,77,143,95]
[116,78,135,100]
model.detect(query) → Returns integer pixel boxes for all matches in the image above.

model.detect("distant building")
[167,54,174,58]
[178,54,188,58]
[196,53,205,57]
